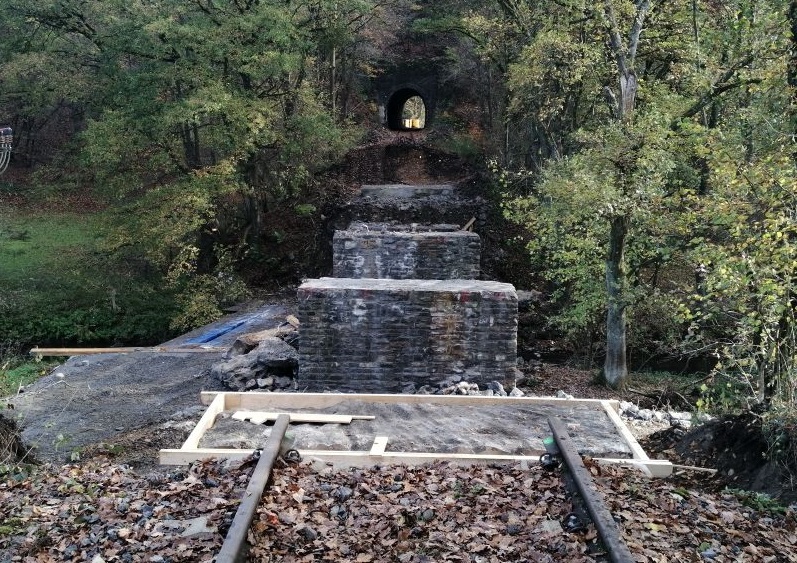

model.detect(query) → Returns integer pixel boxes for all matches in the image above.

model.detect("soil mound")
[0,411,35,464]
[643,413,797,503]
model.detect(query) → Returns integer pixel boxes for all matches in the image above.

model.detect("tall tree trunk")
[604,215,629,388]
[600,0,651,387]
[789,0,797,161]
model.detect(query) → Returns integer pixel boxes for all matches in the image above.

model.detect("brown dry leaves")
[0,458,252,561]
[3,457,797,562]
[250,461,596,562]
[591,463,797,563]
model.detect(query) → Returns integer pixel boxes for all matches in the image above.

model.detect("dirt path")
[7,302,292,464]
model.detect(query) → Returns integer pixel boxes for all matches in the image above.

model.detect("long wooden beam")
[160,392,670,476]
[30,346,226,356]
[200,390,620,410]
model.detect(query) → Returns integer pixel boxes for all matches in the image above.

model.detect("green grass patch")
[0,357,60,397]
[0,210,102,285]
[0,209,179,349]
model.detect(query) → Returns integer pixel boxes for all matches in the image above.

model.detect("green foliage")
[724,489,788,515]
[0,0,372,332]
[683,146,797,408]
[0,209,178,349]
[167,246,250,331]
[0,356,59,398]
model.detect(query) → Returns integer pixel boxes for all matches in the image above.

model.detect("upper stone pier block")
[333,223,481,280]
[360,183,456,198]
[298,278,518,392]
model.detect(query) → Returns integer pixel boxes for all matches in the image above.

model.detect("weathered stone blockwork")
[333,224,481,280]
[298,278,517,392]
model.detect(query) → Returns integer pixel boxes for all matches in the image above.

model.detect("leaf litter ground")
[6,452,796,561]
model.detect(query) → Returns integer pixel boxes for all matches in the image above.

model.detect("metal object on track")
[547,416,635,563]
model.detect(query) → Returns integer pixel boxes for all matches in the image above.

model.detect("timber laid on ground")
[160,391,672,477]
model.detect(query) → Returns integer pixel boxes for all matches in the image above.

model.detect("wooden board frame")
[159,391,672,477]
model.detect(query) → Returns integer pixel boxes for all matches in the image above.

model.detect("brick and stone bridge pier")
[297,185,518,392]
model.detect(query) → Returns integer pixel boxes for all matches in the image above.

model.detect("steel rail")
[547,416,635,563]
[215,413,290,563]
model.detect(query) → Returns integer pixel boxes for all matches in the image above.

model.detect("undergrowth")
[0,209,179,349]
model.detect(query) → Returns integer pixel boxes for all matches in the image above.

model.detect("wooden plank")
[369,436,389,455]
[202,391,619,411]
[182,393,226,450]
[160,446,668,474]
[30,346,225,356]
[160,448,257,465]
[460,217,476,231]
[601,400,650,461]
[231,411,375,424]
[171,392,668,476]
[594,458,673,478]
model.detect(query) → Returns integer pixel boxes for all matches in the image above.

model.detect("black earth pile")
[0,412,34,464]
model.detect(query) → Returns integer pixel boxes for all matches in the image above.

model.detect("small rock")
[55,372,65,379]
[257,377,274,389]
[244,378,258,390]
[417,385,435,395]
[701,548,718,559]
[333,486,353,501]
[440,375,462,387]
[506,523,523,536]
[274,376,293,389]
[329,504,347,520]
[509,387,525,397]
[672,418,692,430]
[401,383,417,394]
[696,412,714,423]
[555,390,574,400]
[620,401,638,415]
[297,526,317,541]
[487,381,507,396]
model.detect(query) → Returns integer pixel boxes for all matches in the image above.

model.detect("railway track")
[211,415,636,562]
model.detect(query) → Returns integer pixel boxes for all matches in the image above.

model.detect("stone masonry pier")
[333,222,481,280]
[298,278,518,392]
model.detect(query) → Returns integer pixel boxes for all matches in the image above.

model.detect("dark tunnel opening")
[386,88,427,131]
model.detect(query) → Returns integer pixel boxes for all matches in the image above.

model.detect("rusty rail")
[215,413,290,563]
[547,416,635,563]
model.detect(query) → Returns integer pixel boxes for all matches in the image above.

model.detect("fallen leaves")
[0,458,253,561]
[2,456,796,562]
[249,461,597,562]
[593,464,797,562]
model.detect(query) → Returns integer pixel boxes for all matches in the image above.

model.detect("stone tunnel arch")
[386,87,429,131]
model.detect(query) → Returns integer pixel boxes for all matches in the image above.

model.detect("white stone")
[509,387,525,397]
